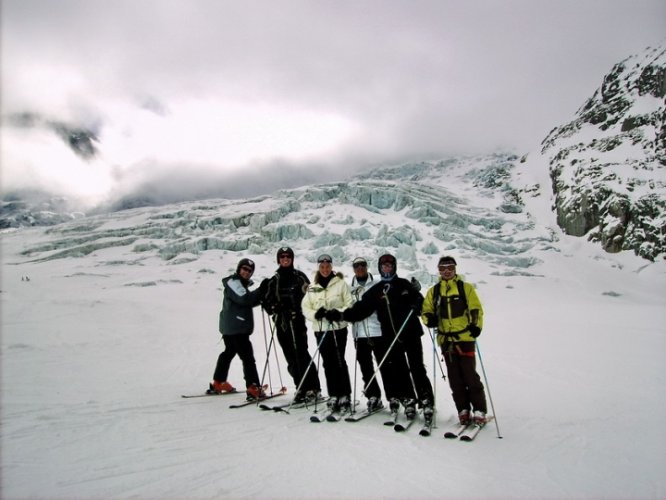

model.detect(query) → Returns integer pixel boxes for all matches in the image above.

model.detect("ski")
[459,416,494,442]
[443,422,469,439]
[419,418,434,437]
[310,408,336,423]
[383,410,400,426]
[394,416,417,432]
[229,392,284,409]
[344,406,384,422]
[181,390,238,398]
[326,409,352,422]
[261,396,330,413]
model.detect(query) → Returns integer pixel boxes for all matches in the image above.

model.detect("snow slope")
[2,162,666,498]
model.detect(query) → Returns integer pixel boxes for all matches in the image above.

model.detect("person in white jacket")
[349,257,385,412]
[301,254,354,413]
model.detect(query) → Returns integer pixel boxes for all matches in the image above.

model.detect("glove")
[423,313,437,328]
[410,277,421,292]
[314,307,327,320]
[324,309,343,322]
[468,324,482,338]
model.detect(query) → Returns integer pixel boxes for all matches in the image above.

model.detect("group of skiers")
[212,246,488,426]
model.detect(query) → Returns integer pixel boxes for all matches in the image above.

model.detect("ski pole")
[476,340,502,439]
[431,328,438,427]
[361,308,414,396]
[427,327,447,380]
[260,311,286,395]
[351,337,359,414]
[285,329,329,413]
[259,311,274,393]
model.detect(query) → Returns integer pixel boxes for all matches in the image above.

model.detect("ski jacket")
[220,274,262,336]
[302,272,353,332]
[262,266,310,317]
[420,275,483,342]
[349,274,382,339]
[342,276,424,339]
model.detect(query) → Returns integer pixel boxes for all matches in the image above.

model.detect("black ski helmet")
[236,258,255,274]
[276,246,294,263]
[377,254,397,278]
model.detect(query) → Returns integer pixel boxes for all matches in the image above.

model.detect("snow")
[2,173,666,498]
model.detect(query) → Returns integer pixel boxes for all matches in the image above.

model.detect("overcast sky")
[1,0,665,206]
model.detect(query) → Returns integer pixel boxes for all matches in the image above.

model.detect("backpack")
[430,280,468,320]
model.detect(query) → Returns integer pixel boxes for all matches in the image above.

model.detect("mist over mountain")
[1,44,664,261]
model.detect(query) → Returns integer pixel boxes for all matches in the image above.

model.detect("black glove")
[324,309,343,322]
[468,324,482,338]
[423,313,437,328]
[314,307,327,320]
[410,277,422,292]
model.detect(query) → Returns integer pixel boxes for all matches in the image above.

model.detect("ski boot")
[458,409,471,425]
[473,410,487,426]
[208,380,235,394]
[403,398,417,420]
[246,383,266,400]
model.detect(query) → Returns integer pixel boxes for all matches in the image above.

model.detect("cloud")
[2,0,665,207]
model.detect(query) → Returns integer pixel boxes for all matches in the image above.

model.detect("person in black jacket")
[260,247,322,403]
[210,258,265,400]
[324,254,434,420]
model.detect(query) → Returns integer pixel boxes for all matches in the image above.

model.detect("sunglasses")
[240,266,254,273]
[353,262,367,268]
[279,254,292,259]
[318,259,332,264]
[439,265,456,271]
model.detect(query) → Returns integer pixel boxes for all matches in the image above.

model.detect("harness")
[431,280,474,356]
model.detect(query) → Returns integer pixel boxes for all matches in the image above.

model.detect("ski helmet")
[276,246,294,263]
[236,258,255,274]
[377,254,397,279]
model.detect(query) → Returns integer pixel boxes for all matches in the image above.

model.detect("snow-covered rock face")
[541,44,665,261]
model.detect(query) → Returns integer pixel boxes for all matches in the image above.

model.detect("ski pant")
[371,336,415,402]
[275,315,321,396]
[315,328,352,398]
[442,341,487,413]
[354,337,382,399]
[401,335,435,404]
[213,334,260,388]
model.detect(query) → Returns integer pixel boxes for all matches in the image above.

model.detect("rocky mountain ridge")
[537,44,665,260]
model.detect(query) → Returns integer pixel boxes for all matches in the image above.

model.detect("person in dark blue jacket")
[210,258,265,400]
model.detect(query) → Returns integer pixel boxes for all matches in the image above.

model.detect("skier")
[301,254,354,413]
[324,254,434,420]
[210,258,266,400]
[348,257,385,412]
[260,247,322,403]
[421,256,487,425]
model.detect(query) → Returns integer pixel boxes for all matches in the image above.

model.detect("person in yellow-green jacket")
[421,256,488,426]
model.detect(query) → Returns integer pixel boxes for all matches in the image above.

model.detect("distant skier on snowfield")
[260,247,322,403]
[421,256,488,426]
[209,258,266,400]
